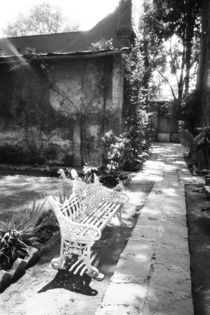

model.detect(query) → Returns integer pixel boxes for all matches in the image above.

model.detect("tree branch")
[156,68,177,100]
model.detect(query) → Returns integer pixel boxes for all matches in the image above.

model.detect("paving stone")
[151,261,191,294]
[131,224,160,241]
[95,144,194,315]
[145,286,194,315]
[100,282,147,309]
[111,240,156,284]
[95,305,141,315]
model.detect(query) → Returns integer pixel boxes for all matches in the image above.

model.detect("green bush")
[0,145,25,164]
[181,89,202,134]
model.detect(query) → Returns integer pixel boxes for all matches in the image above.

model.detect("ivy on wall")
[101,43,157,174]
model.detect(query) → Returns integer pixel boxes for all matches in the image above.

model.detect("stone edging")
[0,246,40,292]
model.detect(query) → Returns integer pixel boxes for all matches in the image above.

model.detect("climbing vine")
[123,43,156,149]
[102,43,156,174]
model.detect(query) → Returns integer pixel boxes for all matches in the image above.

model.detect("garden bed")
[185,184,210,315]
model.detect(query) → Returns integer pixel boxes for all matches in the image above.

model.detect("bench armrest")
[46,195,101,243]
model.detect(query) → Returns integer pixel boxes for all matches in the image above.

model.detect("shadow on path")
[38,270,98,296]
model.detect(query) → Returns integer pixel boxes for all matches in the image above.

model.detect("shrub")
[0,145,25,164]
[83,164,99,183]
[181,89,202,134]
[0,218,40,270]
[101,130,131,176]
[0,200,46,270]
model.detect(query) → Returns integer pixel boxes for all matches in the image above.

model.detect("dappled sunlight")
[108,242,157,309]
[131,174,163,183]
[116,282,148,298]
[0,175,59,193]
[173,161,186,166]
[103,281,148,306]
[142,207,161,216]
[164,164,177,172]
[125,181,154,206]
[135,253,150,263]
[160,188,179,197]
[146,174,163,182]
[144,160,165,170]
[163,208,185,217]
[163,183,182,189]
[0,175,60,219]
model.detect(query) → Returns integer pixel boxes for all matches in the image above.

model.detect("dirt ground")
[185,184,210,315]
[0,174,154,315]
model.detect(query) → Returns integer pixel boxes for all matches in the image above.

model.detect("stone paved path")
[96,143,204,315]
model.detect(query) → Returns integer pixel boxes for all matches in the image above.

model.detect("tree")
[197,0,210,126]
[140,0,201,104]
[153,0,201,97]
[4,3,79,37]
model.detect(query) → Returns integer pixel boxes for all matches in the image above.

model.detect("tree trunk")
[184,3,194,95]
[199,0,210,126]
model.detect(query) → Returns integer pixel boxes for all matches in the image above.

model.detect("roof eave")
[0,49,123,64]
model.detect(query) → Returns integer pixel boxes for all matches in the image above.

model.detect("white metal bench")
[47,171,129,280]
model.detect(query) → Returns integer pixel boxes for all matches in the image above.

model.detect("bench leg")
[49,239,66,269]
[50,257,66,269]
[83,246,104,281]
[116,207,126,227]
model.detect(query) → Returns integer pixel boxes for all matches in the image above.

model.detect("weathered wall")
[112,55,124,132]
[0,54,124,166]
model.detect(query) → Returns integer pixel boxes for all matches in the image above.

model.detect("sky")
[0,0,121,37]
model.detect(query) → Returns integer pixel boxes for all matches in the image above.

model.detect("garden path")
[96,143,204,315]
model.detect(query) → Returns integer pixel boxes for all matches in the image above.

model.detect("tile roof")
[0,7,121,56]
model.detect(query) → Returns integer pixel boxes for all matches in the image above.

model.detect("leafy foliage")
[83,165,99,183]
[0,221,38,271]
[4,3,79,37]
[0,200,49,270]
[189,126,210,171]
[123,46,155,149]
[99,37,157,178]
[34,210,59,243]
[101,131,131,176]
[181,89,202,134]
[89,39,114,51]
[139,0,201,104]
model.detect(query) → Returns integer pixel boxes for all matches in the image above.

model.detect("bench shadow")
[38,269,98,296]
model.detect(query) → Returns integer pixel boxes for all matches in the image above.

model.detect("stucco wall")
[0,54,124,166]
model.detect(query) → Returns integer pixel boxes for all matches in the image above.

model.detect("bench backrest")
[72,177,87,199]
[48,195,85,223]
[72,174,109,212]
